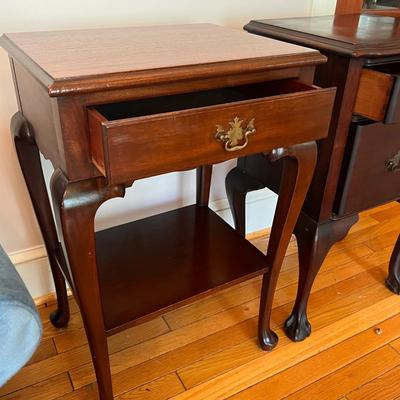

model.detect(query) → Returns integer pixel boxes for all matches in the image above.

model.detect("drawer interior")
[371,62,400,75]
[93,79,316,121]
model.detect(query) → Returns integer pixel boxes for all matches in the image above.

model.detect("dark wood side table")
[226,14,400,343]
[1,24,334,399]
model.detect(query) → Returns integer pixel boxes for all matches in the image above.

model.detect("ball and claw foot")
[50,308,70,328]
[386,275,400,295]
[259,330,279,351]
[284,312,311,342]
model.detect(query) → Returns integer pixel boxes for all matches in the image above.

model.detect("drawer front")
[89,85,335,184]
[353,69,394,122]
[336,121,400,216]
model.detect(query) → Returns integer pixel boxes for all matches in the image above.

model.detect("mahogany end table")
[1,24,334,399]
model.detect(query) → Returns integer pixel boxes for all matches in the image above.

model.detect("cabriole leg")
[50,169,125,400]
[258,142,317,350]
[285,213,358,341]
[11,112,70,328]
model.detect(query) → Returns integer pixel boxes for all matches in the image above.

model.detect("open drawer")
[88,80,335,184]
[353,68,395,122]
[353,64,400,124]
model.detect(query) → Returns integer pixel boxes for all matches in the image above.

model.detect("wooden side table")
[1,24,334,399]
[227,14,400,343]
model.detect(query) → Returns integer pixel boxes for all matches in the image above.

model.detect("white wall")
[312,0,337,15]
[0,0,329,298]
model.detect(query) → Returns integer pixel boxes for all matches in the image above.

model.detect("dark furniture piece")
[1,24,334,399]
[336,0,400,16]
[226,14,400,343]
[364,0,400,15]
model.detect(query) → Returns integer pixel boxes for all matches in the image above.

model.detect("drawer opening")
[370,63,400,75]
[88,80,335,184]
[93,79,316,121]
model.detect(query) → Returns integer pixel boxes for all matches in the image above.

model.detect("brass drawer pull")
[215,117,256,152]
[385,150,400,171]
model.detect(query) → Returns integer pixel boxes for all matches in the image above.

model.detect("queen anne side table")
[1,24,334,399]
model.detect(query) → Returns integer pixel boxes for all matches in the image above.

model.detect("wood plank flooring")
[2,203,400,399]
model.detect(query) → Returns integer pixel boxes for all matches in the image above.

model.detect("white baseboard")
[8,190,277,300]
[13,257,55,300]
[8,245,47,266]
[210,188,278,234]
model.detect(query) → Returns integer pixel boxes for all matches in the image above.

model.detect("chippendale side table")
[1,24,334,399]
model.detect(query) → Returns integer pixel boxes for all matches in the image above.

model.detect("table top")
[245,14,400,57]
[0,23,322,96]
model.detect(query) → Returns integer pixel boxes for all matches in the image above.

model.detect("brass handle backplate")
[385,150,400,172]
[215,117,256,152]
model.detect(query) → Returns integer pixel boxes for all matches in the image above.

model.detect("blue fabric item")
[0,244,42,386]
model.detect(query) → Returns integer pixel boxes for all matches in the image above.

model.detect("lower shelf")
[95,205,268,335]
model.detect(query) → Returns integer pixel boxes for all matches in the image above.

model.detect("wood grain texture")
[89,83,334,183]
[232,14,400,354]
[0,374,72,400]
[54,317,170,354]
[3,22,337,400]
[347,364,400,400]
[11,112,70,329]
[95,205,268,334]
[65,234,385,392]
[258,142,318,350]
[335,0,364,14]
[69,253,393,391]
[1,24,323,96]
[2,204,400,399]
[315,56,363,221]
[169,295,400,400]
[353,69,394,121]
[5,25,327,185]
[228,315,400,400]
[116,373,184,400]
[245,15,400,57]
[26,340,57,366]
[177,267,390,389]
[284,345,400,400]
[12,63,60,164]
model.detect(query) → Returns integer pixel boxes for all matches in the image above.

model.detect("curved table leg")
[386,235,400,294]
[225,167,265,236]
[285,213,359,342]
[258,142,317,350]
[11,112,70,328]
[51,170,125,400]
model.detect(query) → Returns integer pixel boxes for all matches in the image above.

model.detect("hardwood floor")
[2,203,400,399]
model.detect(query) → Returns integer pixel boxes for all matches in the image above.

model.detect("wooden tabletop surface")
[245,14,400,57]
[0,24,323,96]
[2,24,316,79]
